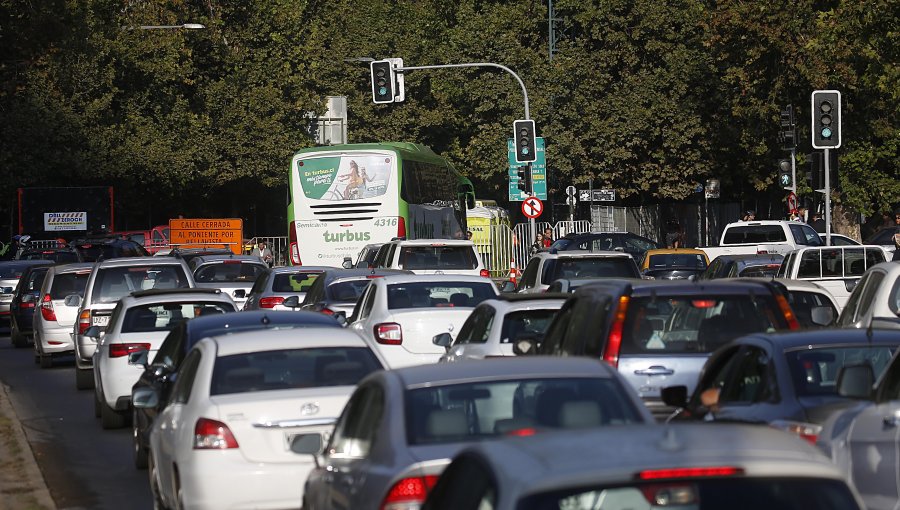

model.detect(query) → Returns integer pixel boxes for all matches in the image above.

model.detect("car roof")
[562,231,643,238]
[457,423,846,498]
[644,248,708,256]
[206,327,370,356]
[497,293,570,303]
[389,239,476,247]
[535,250,632,259]
[390,356,617,388]
[327,269,412,283]
[185,310,340,335]
[768,277,835,294]
[191,254,267,264]
[376,274,498,285]
[269,266,335,274]
[49,262,95,274]
[713,253,785,262]
[575,278,780,297]
[735,328,900,350]
[96,256,183,267]
[0,259,55,269]
[119,288,232,306]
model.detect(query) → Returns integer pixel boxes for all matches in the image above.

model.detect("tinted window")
[194,262,267,283]
[738,264,781,278]
[49,272,91,299]
[786,346,896,397]
[0,263,34,279]
[272,271,321,292]
[20,250,80,263]
[787,291,837,328]
[500,309,559,344]
[327,280,371,302]
[722,225,786,244]
[647,253,707,269]
[121,302,233,333]
[387,282,496,309]
[399,246,477,270]
[76,240,149,261]
[790,224,824,246]
[542,257,638,283]
[26,268,49,292]
[619,294,785,355]
[406,378,642,445]
[210,347,381,395]
[91,265,190,304]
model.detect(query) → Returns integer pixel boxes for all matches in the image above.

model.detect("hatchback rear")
[191,255,269,309]
[33,263,94,367]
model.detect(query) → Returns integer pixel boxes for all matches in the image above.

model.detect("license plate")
[92,315,109,326]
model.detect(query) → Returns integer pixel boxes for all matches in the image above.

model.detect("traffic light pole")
[824,148,832,245]
[790,148,797,195]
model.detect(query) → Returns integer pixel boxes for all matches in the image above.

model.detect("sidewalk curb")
[0,382,56,510]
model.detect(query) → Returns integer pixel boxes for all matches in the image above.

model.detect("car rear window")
[387,282,496,309]
[49,272,91,299]
[500,309,559,344]
[542,257,638,283]
[210,347,382,395]
[399,246,478,270]
[328,280,371,302]
[521,478,859,510]
[647,253,707,269]
[619,294,786,355]
[738,263,781,278]
[122,301,233,333]
[722,225,787,244]
[75,241,148,261]
[20,251,80,263]
[786,346,896,396]
[786,291,837,329]
[405,377,643,445]
[91,265,190,304]
[272,271,321,292]
[0,264,32,279]
[194,262,267,284]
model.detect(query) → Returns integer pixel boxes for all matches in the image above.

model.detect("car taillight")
[40,294,57,322]
[774,294,801,330]
[397,217,406,238]
[20,297,35,309]
[259,296,284,309]
[78,309,91,334]
[479,269,490,277]
[193,418,239,449]
[637,466,743,480]
[770,420,822,445]
[380,475,439,510]
[109,343,151,358]
[289,221,301,265]
[603,295,630,367]
[375,323,402,345]
[319,307,335,315]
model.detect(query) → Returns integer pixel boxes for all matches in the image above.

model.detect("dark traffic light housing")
[778,159,792,188]
[811,90,841,149]
[517,164,533,195]
[370,60,395,104]
[513,120,537,163]
[779,105,796,150]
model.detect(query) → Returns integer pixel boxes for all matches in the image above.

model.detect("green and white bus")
[287,143,476,266]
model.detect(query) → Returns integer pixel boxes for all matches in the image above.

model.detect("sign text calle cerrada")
[169,218,244,254]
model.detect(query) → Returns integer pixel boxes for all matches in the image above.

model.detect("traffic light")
[513,120,537,163]
[778,159,792,188]
[779,105,796,150]
[811,90,841,149]
[517,164,533,195]
[370,60,395,104]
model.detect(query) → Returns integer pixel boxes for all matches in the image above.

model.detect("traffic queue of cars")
[2,231,899,510]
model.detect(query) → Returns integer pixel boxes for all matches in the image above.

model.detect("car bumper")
[98,357,145,410]
[36,326,75,353]
[373,346,443,369]
[75,334,98,366]
[179,452,313,509]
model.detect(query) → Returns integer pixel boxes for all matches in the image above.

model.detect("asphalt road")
[0,334,152,510]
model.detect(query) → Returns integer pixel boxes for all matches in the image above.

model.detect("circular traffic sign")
[521,197,543,219]
[787,191,798,213]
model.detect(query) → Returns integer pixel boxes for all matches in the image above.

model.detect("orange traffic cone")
[508,260,520,285]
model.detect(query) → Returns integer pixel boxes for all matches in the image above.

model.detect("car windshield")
[328,280,372,302]
[49,272,91,299]
[405,377,642,445]
[210,347,382,395]
[648,253,707,269]
[194,262,267,283]
[272,271,321,293]
[500,309,559,343]
[620,294,785,354]
[786,346,897,396]
[542,257,637,282]
[91,265,190,304]
[521,478,858,510]
[399,246,477,270]
[387,282,496,309]
[122,301,232,333]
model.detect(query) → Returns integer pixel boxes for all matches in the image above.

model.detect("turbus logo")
[323,230,371,243]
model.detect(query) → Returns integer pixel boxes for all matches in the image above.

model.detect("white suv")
[371,239,489,277]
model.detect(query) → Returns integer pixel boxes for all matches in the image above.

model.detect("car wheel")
[148,452,170,510]
[39,353,53,369]
[100,399,126,429]
[75,367,94,390]
[133,409,148,469]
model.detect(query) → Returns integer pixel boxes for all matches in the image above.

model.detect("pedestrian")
[530,233,544,256]
[797,207,808,223]
[893,232,900,262]
[253,240,274,267]
[542,228,553,248]
[810,213,826,233]
[740,210,756,222]
[664,218,684,249]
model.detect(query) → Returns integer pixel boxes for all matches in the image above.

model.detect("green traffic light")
[378,86,387,95]
[821,127,832,138]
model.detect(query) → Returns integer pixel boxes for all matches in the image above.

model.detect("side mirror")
[342,257,353,270]
[845,279,860,293]
[132,387,160,409]
[432,332,453,349]
[64,294,82,307]
[661,385,689,408]
[290,433,324,455]
[83,326,101,339]
[128,349,149,367]
[837,364,874,399]
[333,311,347,326]
[512,338,535,356]
[500,281,517,293]
[233,289,246,299]
[282,296,301,308]
[810,306,836,327]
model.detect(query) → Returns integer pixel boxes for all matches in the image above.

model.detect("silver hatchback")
[33,263,94,368]
[243,266,333,311]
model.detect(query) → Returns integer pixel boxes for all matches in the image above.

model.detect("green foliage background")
[1,0,897,231]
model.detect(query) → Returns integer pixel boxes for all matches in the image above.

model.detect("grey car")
[190,254,268,310]
[298,268,411,317]
[301,357,654,510]
[242,266,334,311]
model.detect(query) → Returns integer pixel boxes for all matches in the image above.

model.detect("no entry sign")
[521,197,543,219]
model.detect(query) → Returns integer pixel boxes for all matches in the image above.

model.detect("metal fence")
[244,236,291,267]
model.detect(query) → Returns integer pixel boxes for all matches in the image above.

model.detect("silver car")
[301,357,654,510]
[836,261,900,329]
[0,260,53,328]
[190,254,268,310]
[424,424,864,510]
[242,266,334,311]
[33,263,93,368]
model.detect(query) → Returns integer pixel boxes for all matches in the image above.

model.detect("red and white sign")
[787,192,798,213]
[44,212,87,231]
[521,197,543,219]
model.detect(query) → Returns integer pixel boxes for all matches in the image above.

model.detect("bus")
[287,143,476,266]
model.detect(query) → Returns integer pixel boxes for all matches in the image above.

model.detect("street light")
[137,23,206,30]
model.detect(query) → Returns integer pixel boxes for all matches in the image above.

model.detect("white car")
[191,254,269,310]
[142,327,386,510]
[348,274,499,368]
[371,238,491,277]
[90,288,236,429]
[33,263,93,368]
[437,295,565,362]
[837,261,900,329]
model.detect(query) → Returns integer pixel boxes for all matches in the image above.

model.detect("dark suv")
[70,236,149,261]
[535,279,800,417]
[549,231,660,260]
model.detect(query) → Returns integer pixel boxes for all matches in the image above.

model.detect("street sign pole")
[528,164,536,244]
[824,148,831,245]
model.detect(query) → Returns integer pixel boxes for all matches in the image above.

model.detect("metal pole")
[705,194,709,246]
[824,148,832,245]
[790,147,797,195]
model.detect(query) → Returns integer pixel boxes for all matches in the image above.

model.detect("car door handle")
[634,366,674,376]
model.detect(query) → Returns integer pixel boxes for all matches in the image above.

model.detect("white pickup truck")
[775,245,889,312]
[701,220,823,262]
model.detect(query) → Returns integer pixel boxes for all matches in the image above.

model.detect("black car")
[663,329,900,443]
[70,236,149,261]
[9,263,53,346]
[129,310,343,469]
[549,231,660,260]
[0,260,54,331]
[698,253,784,280]
[299,268,412,316]
[17,247,83,264]
[169,247,235,266]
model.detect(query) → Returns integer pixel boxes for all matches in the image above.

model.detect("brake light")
[319,307,335,315]
[397,217,406,238]
[289,221,301,265]
[40,294,57,322]
[78,309,91,334]
[380,475,439,510]
[109,343,151,358]
[691,300,717,309]
[770,420,821,445]
[637,466,743,480]
[193,418,239,449]
[506,427,537,437]
[774,293,800,330]
[259,296,284,309]
[604,295,630,367]
[375,323,402,345]
[20,297,35,309]
[479,269,490,277]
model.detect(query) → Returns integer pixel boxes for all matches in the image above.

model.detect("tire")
[100,398,126,429]
[133,409,148,469]
[39,353,53,369]
[75,367,94,390]
[148,452,170,510]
